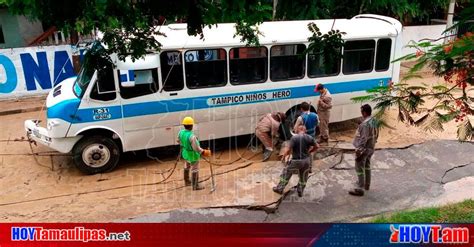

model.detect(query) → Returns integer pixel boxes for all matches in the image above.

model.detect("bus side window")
[375,38,392,71]
[185,49,227,88]
[119,69,159,99]
[270,44,305,81]
[160,51,184,91]
[90,65,116,101]
[308,48,341,78]
[342,40,375,74]
[229,47,267,85]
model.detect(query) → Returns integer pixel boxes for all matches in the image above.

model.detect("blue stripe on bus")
[48,77,389,123]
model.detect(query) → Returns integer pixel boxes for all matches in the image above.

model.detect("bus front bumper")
[24,119,81,153]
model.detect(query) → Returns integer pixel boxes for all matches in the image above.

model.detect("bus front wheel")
[72,135,120,174]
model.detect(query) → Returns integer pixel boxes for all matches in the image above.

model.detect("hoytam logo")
[390,224,469,244]
[11,226,131,242]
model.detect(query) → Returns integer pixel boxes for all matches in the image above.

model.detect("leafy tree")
[4,0,272,60]
[274,0,449,24]
[305,22,345,73]
[353,4,474,141]
[5,0,451,61]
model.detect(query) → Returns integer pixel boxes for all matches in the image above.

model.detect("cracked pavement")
[126,140,474,223]
[1,110,473,222]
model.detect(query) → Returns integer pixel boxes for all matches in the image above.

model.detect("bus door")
[81,63,122,127]
[116,54,163,151]
[159,51,188,145]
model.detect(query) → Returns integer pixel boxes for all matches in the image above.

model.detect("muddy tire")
[72,135,120,174]
[279,108,301,141]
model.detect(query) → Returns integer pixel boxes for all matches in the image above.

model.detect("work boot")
[272,186,283,195]
[192,172,204,191]
[183,169,191,186]
[263,149,273,161]
[348,188,364,196]
[296,184,304,197]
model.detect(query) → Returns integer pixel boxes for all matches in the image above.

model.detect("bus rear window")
[343,40,375,74]
[185,49,227,88]
[229,47,267,85]
[375,38,392,71]
[270,44,305,81]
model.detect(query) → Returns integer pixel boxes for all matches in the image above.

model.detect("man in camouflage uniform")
[349,104,379,196]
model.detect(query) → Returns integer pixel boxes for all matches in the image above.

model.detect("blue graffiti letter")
[0,55,18,93]
[20,51,52,91]
[53,50,75,85]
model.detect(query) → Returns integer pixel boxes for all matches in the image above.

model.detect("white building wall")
[401,24,447,57]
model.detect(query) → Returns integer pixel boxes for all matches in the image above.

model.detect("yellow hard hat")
[182,117,194,125]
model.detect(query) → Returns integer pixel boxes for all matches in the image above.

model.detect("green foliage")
[4,0,451,61]
[274,0,449,22]
[372,199,474,223]
[275,0,334,20]
[352,3,474,141]
[305,22,345,73]
[5,0,272,60]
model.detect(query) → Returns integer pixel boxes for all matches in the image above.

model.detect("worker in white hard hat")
[178,117,211,191]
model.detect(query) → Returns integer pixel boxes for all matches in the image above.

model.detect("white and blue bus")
[25,14,402,174]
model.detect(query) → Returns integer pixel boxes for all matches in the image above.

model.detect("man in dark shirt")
[273,125,318,197]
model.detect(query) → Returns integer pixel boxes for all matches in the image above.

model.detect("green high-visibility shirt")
[178,129,201,163]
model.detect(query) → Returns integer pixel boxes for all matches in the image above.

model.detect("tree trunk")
[273,0,278,20]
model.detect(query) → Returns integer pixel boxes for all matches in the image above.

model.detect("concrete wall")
[401,24,446,57]
[0,9,43,49]
[0,45,80,99]
[17,15,44,46]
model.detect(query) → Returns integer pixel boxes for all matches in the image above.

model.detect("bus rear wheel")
[72,135,120,174]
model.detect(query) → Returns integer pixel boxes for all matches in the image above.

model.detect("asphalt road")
[126,140,474,223]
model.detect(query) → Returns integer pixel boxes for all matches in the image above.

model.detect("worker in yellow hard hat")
[177,117,211,190]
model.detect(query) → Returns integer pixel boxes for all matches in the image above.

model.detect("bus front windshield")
[73,42,111,98]
[73,59,95,98]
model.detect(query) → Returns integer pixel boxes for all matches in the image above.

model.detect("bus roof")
[154,14,402,50]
